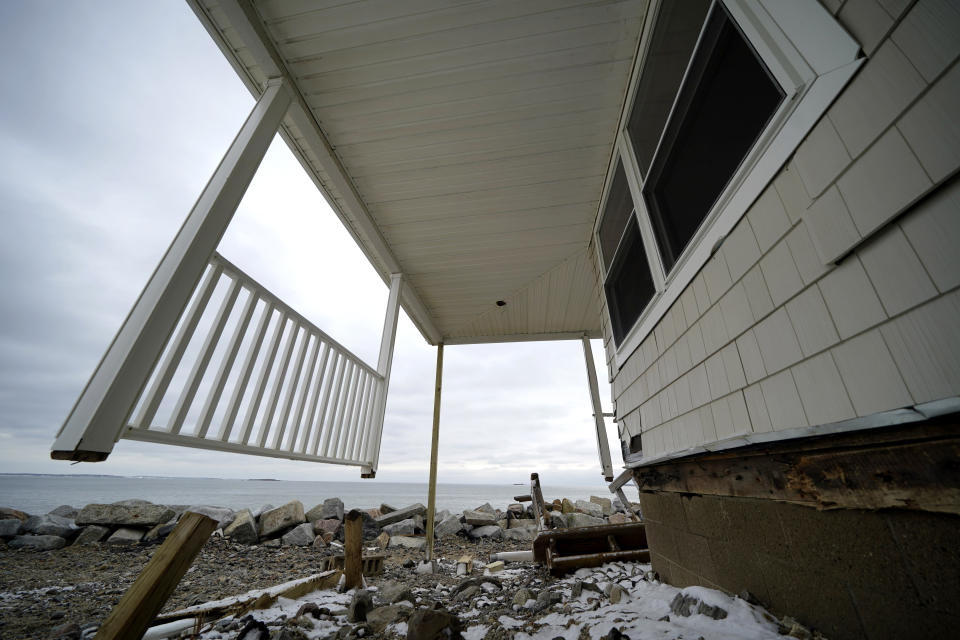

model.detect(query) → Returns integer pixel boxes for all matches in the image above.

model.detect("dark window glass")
[626,0,712,178]
[644,5,785,271]
[598,162,634,270]
[605,218,655,345]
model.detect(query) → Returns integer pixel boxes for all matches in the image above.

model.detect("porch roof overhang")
[188,0,649,345]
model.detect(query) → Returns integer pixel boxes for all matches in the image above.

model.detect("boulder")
[107,527,144,544]
[670,591,727,620]
[184,506,235,530]
[281,523,316,547]
[143,522,177,543]
[389,536,426,550]
[74,525,110,545]
[378,581,416,605]
[462,510,496,527]
[9,534,67,550]
[305,498,343,523]
[224,509,259,545]
[49,505,79,518]
[496,519,508,530]
[348,590,373,622]
[561,498,575,513]
[503,527,535,542]
[467,525,503,540]
[608,513,629,525]
[508,518,534,529]
[258,501,306,538]
[338,510,381,541]
[382,518,415,537]
[76,503,174,527]
[0,507,29,522]
[609,584,628,604]
[24,514,78,538]
[590,496,613,516]
[375,503,426,528]
[566,513,606,528]
[379,503,397,515]
[413,514,425,533]
[312,535,327,550]
[406,608,461,640]
[376,531,390,550]
[574,500,603,518]
[513,588,535,606]
[312,518,340,536]
[253,504,274,519]
[434,514,463,538]
[366,605,408,632]
[0,518,24,538]
[474,502,496,515]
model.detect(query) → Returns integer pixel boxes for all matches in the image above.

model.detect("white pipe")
[491,550,535,563]
[142,618,198,639]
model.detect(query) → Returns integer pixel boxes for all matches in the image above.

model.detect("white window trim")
[597,0,863,370]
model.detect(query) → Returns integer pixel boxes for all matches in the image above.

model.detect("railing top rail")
[211,252,381,379]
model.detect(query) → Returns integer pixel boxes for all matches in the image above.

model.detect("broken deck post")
[94,512,217,640]
[344,509,363,590]
[425,343,444,561]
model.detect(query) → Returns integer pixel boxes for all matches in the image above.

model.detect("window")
[644,5,785,270]
[600,163,655,344]
[597,0,861,360]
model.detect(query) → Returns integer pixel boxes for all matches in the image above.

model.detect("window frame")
[597,0,862,369]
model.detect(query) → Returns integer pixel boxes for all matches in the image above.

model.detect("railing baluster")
[317,354,346,456]
[217,300,274,441]
[239,310,287,445]
[272,330,311,450]
[196,289,258,439]
[125,251,390,470]
[132,265,221,429]
[349,374,373,461]
[169,276,241,435]
[287,334,321,452]
[303,344,332,454]
[338,366,363,459]
[322,360,353,457]
[257,321,300,447]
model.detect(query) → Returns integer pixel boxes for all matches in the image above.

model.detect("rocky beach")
[0,496,814,640]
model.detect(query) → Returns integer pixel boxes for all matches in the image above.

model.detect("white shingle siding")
[602,0,960,461]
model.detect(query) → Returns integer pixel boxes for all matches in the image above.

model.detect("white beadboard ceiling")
[190,0,649,344]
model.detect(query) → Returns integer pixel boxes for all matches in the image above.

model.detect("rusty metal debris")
[517,472,649,575]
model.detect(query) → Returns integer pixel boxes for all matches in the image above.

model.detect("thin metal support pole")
[425,343,444,562]
[582,336,614,481]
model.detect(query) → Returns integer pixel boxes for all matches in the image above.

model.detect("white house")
[53,1,960,637]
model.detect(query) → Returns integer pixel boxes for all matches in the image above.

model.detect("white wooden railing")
[122,252,384,468]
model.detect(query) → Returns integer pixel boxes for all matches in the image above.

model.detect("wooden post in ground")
[425,343,444,562]
[344,509,363,590]
[94,512,217,640]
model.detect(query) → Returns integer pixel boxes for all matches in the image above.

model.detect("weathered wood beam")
[344,510,363,590]
[95,512,217,640]
[632,422,960,514]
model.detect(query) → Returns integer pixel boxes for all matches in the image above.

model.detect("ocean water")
[0,474,618,516]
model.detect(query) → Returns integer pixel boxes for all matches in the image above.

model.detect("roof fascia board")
[186,0,442,345]
[443,331,602,346]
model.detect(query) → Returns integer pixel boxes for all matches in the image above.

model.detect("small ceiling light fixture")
[496,300,507,307]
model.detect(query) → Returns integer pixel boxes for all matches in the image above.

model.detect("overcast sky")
[0,1,620,489]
